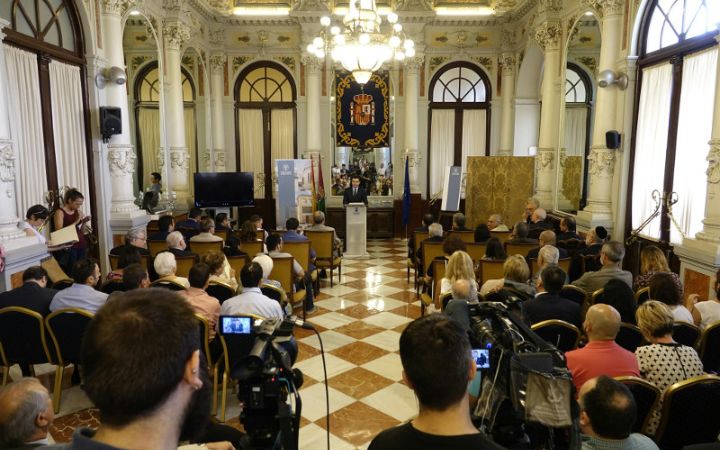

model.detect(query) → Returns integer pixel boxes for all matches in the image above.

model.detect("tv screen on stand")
[194,172,254,208]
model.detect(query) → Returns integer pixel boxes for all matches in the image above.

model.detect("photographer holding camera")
[369,315,504,450]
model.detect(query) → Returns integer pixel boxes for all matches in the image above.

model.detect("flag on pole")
[310,155,317,213]
[402,156,411,226]
[317,156,326,213]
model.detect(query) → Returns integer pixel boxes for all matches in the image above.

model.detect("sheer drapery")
[184,108,197,194]
[138,108,161,190]
[631,63,673,240]
[239,109,265,197]
[460,110,486,198]
[671,47,718,244]
[564,107,587,157]
[271,109,294,198]
[4,45,48,211]
[429,110,455,196]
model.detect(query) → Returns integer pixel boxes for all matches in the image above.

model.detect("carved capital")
[582,0,624,16]
[169,147,190,171]
[301,55,324,73]
[587,146,616,176]
[404,56,424,73]
[533,22,562,51]
[209,53,226,73]
[500,53,516,73]
[101,0,137,15]
[163,22,191,50]
[536,148,555,170]
[108,145,136,176]
[157,148,165,169]
[707,140,720,184]
[0,141,16,183]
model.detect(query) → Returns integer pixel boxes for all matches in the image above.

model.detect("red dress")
[60,208,88,249]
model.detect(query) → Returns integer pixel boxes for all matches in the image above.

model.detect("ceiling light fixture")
[308,0,414,85]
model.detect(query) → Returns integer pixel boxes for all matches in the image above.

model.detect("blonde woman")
[440,251,478,303]
[635,301,704,435]
[634,245,683,296]
[480,254,534,297]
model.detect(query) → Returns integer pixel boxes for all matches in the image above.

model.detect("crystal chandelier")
[307,0,415,85]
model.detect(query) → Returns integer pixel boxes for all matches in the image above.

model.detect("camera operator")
[369,315,504,450]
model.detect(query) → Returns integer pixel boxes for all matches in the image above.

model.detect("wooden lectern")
[345,203,370,258]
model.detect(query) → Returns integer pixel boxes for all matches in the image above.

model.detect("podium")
[345,203,370,258]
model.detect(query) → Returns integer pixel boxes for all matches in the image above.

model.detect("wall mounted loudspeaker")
[100,106,122,143]
[606,130,621,150]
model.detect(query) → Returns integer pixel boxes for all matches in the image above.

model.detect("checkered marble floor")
[14,239,418,449]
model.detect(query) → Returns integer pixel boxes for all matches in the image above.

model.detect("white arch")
[514,41,544,155]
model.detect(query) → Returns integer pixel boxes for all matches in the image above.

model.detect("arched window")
[629,0,720,245]
[134,62,197,191]
[0,0,91,218]
[234,61,297,198]
[564,63,593,208]
[428,62,491,197]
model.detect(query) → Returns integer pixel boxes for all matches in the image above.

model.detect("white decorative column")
[101,0,148,243]
[163,21,192,210]
[533,20,562,208]
[304,55,323,153]
[499,53,517,156]
[577,0,623,231]
[209,53,226,172]
[405,56,423,193]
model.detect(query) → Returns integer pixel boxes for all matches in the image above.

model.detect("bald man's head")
[451,278,471,300]
[539,230,556,246]
[584,304,621,341]
[0,378,53,447]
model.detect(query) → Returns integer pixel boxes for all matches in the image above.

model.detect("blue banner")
[441,166,462,212]
[402,156,411,226]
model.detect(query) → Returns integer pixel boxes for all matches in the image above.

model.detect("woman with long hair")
[440,250,478,302]
[53,188,90,272]
[635,245,683,297]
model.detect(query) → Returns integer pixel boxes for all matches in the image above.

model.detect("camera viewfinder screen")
[472,349,490,369]
[221,316,252,335]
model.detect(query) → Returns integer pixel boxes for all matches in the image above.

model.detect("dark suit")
[109,244,151,256]
[557,232,582,241]
[507,237,538,245]
[528,221,553,239]
[523,293,582,329]
[343,187,368,206]
[148,230,171,241]
[0,282,57,316]
[526,246,568,261]
[168,247,199,262]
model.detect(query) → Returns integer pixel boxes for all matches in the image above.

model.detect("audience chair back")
[440,292,453,311]
[206,281,236,304]
[581,254,601,274]
[478,259,506,285]
[420,259,446,316]
[147,219,159,231]
[635,286,651,305]
[195,314,220,416]
[465,243,486,264]
[109,254,151,271]
[147,240,167,257]
[447,231,475,243]
[269,256,306,313]
[260,284,285,306]
[530,319,580,352]
[45,308,94,412]
[698,322,720,373]
[556,258,571,273]
[175,212,189,222]
[557,239,584,256]
[559,285,588,306]
[40,256,70,284]
[590,288,604,305]
[190,241,224,259]
[51,279,73,291]
[150,279,186,291]
[422,241,445,275]
[226,255,247,281]
[615,376,661,434]
[655,374,720,450]
[615,323,644,352]
[240,241,263,258]
[305,230,342,287]
[214,229,228,241]
[673,321,701,348]
[175,255,196,278]
[490,230,511,245]
[255,229,266,241]
[504,242,537,258]
[282,241,313,273]
[413,231,429,258]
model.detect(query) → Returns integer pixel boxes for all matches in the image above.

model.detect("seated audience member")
[166,231,199,261]
[282,217,316,261]
[688,268,720,329]
[535,245,560,280]
[648,272,692,323]
[50,258,108,314]
[483,237,507,261]
[634,245,683,296]
[180,263,221,340]
[250,214,268,241]
[596,279,637,324]
[154,251,190,288]
[42,289,221,450]
[238,220,267,255]
[480,254,534,298]
[522,197,540,224]
[452,212,469,231]
[635,301,704,436]
[557,217,582,242]
[0,378,54,448]
[148,215,175,241]
[474,223,491,243]
[443,279,472,331]
[408,213,434,260]
[369,315,503,450]
[565,304,640,393]
[190,218,223,243]
[221,262,284,320]
[214,213,231,232]
[121,263,150,291]
[416,223,444,274]
[578,376,660,450]
[572,241,633,293]
[507,222,538,245]
[0,266,57,316]
[202,251,238,292]
[526,230,568,261]
[523,266,581,328]
[109,229,150,256]
[176,207,202,232]
[569,226,609,281]
[527,208,552,239]
[252,254,289,312]
[440,251,478,303]
[305,210,342,257]
[424,236,467,287]
[106,247,141,282]
[487,213,509,232]
[267,234,315,313]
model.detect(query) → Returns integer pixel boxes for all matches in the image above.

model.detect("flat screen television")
[194,172,254,207]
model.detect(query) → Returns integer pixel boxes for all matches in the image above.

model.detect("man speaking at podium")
[343,175,369,206]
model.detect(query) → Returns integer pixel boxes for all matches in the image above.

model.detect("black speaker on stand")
[606,130,621,150]
[100,106,122,143]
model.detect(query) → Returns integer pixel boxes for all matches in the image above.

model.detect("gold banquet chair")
[305,230,342,287]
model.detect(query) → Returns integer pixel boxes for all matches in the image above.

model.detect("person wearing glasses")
[109,229,151,256]
[22,205,75,252]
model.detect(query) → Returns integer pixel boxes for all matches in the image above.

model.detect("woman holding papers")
[22,205,74,251]
[53,188,90,272]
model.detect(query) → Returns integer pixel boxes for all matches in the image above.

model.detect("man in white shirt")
[50,258,108,314]
[221,262,284,319]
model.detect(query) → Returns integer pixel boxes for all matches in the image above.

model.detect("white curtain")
[239,109,265,197]
[631,63,673,240]
[138,108,161,190]
[271,109,294,198]
[564,107,587,157]
[4,45,48,211]
[430,110,455,196]
[671,47,718,244]
[461,110,486,198]
[49,60,90,201]
[184,108,197,194]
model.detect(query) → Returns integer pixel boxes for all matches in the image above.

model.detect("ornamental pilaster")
[404,56,424,74]
[209,53,226,74]
[107,145,137,177]
[533,21,562,51]
[587,146,616,177]
[301,55,324,74]
[706,140,720,185]
[500,53,516,74]
[163,22,191,51]
[0,142,16,184]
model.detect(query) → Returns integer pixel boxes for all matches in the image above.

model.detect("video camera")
[219,316,306,450]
